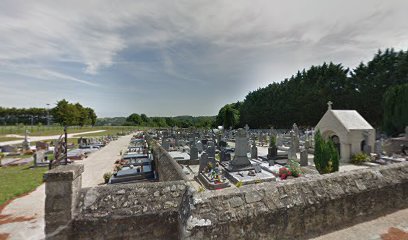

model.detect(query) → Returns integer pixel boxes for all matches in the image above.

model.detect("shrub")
[351,152,370,165]
[103,172,112,183]
[269,135,276,147]
[314,130,339,174]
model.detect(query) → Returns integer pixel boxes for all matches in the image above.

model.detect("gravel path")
[0,134,134,240]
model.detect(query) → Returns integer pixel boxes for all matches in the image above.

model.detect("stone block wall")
[71,181,187,240]
[150,140,188,182]
[44,157,408,240]
[180,162,408,240]
[43,164,84,240]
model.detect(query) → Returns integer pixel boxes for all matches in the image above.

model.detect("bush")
[314,130,339,174]
[351,152,370,165]
[383,83,408,136]
[103,172,112,183]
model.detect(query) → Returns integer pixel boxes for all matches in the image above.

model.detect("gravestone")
[36,141,49,151]
[228,128,252,171]
[363,145,372,155]
[251,141,258,159]
[207,142,216,159]
[22,130,30,151]
[190,145,199,160]
[225,152,231,161]
[288,132,297,160]
[304,140,310,152]
[375,140,382,156]
[199,152,209,173]
[300,149,308,166]
[34,150,47,167]
[196,141,204,153]
[162,140,170,151]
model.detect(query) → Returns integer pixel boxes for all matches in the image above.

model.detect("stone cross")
[327,101,333,110]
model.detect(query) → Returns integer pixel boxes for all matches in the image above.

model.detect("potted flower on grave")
[287,159,302,178]
[103,172,112,184]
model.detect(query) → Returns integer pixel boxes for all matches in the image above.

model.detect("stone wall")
[71,181,187,240]
[150,140,188,182]
[43,164,84,240]
[180,162,408,240]
[44,159,408,240]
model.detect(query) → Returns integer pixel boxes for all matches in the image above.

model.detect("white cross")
[327,101,333,110]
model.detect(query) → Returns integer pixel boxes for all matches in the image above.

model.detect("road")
[0,130,107,146]
[0,134,134,240]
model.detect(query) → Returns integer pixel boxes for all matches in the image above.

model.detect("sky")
[0,0,408,117]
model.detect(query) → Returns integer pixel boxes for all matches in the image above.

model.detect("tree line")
[216,48,408,136]
[0,99,97,126]
[124,113,215,128]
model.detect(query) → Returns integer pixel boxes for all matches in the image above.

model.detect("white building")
[315,102,375,162]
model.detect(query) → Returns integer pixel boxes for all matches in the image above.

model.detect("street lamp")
[46,103,50,126]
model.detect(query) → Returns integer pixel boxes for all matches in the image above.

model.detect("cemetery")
[42,105,408,239]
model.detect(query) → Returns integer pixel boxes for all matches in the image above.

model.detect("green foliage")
[314,130,339,174]
[51,99,97,126]
[0,165,47,206]
[235,181,243,188]
[287,159,302,177]
[269,135,276,147]
[351,152,370,165]
[383,83,408,136]
[103,172,112,183]
[218,48,408,129]
[0,107,48,125]
[215,102,241,129]
[124,114,215,128]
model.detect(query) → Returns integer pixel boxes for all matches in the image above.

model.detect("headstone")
[190,145,199,160]
[304,140,310,152]
[35,150,46,166]
[162,140,170,151]
[199,152,209,173]
[196,141,204,153]
[375,140,382,156]
[363,145,372,155]
[300,149,308,166]
[22,129,30,151]
[225,152,231,161]
[207,142,216,159]
[288,132,297,160]
[36,141,49,151]
[251,141,258,159]
[228,129,252,170]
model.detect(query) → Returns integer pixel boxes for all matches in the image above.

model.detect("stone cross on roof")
[327,101,333,110]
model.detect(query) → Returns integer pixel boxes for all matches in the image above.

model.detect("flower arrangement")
[279,167,292,180]
[287,159,302,177]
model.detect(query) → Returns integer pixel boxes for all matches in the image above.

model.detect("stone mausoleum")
[315,101,375,162]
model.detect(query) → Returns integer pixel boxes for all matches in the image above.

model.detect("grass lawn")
[0,164,47,206]
[0,126,139,137]
[0,136,22,142]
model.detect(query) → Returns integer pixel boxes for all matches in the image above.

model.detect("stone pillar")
[43,164,84,240]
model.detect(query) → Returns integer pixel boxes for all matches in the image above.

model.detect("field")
[0,125,140,136]
[0,164,47,206]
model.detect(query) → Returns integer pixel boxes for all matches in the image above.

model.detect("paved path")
[312,208,408,240]
[0,134,134,240]
[0,130,106,146]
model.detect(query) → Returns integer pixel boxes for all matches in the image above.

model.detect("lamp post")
[46,103,50,126]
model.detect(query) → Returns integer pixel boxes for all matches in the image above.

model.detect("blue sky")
[1,0,408,117]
